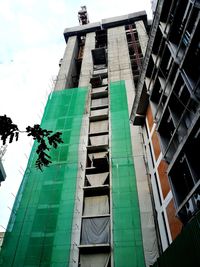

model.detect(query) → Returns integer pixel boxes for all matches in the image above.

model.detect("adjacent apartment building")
[132,0,200,265]
[0,9,159,267]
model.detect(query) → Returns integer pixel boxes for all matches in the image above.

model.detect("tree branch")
[0,115,63,170]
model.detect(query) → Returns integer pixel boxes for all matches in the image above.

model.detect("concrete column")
[126,82,159,266]
[54,36,78,91]
[135,20,148,56]
[108,26,133,82]
[78,32,96,87]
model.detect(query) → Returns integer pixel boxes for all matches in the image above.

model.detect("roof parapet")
[64,11,148,43]
[64,22,101,43]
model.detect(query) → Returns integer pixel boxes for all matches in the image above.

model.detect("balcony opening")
[95,29,107,48]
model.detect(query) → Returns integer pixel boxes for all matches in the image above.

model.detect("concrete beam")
[125,82,159,266]
[135,20,148,57]
[64,22,101,43]
[102,11,147,29]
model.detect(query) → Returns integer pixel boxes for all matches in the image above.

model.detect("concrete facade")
[79,32,96,87]
[108,26,133,82]
[54,36,78,90]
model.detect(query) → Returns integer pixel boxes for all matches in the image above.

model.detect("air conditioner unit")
[185,198,195,217]
[194,193,200,209]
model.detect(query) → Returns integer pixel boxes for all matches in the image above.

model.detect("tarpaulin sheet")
[81,217,110,244]
[90,108,108,117]
[92,86,108,93]
[80,253,110,267]
[83,196,109,216]
[90,135,109,146]
[86,172,109,186]
[91,97,108,108]
[88,152,108,161]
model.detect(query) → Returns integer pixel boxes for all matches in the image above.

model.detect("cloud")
[0,44,64,127]
[0,0,15,21]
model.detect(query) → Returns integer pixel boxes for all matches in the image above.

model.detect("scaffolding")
[0,87,88,267]
[125,24,143,87]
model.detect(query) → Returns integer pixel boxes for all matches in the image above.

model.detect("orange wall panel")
[147,104,154,132]
[151,130,161,161]
[166,199,182,241]
[158,160,170,199]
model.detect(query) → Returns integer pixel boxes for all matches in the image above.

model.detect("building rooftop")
[64,11,148,42]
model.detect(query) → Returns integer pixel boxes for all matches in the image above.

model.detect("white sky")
[0,0,152,230]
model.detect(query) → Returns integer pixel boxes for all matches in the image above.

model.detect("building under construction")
[0,8,159,267]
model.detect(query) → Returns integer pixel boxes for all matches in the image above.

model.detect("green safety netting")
[0,87,88,267]
[110,81,145,267]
